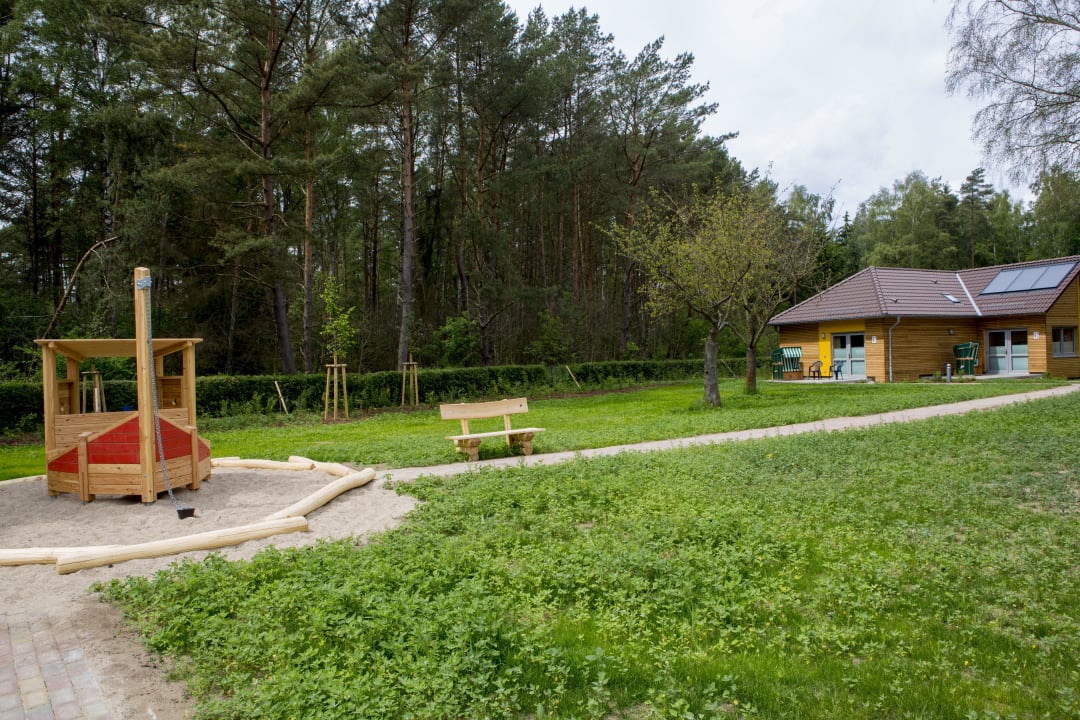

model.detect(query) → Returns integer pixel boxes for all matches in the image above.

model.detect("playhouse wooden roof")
[770,255,1080,326]
[34,337,202,363]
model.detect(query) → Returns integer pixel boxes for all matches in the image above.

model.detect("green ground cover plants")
[97,390,1080,719]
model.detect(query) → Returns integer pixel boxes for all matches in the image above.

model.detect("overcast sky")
[501,0,1015,221]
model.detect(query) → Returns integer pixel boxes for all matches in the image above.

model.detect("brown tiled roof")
[770,255,1080,326]
[958,255,1080,316]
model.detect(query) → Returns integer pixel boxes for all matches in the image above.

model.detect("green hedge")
[0,382,43,436]
[0,359,715,435]
[566,359,703,385]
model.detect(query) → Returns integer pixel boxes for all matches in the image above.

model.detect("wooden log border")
[0,456,377,574]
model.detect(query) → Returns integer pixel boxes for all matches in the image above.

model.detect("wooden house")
[768,256,1080,381]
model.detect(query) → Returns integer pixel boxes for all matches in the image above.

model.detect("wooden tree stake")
[401,354,419,407]
[323,352,349,421]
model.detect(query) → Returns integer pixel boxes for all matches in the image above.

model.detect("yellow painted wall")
[818,320,866,369]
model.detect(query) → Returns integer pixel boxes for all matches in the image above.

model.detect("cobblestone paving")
[0,613,112,720]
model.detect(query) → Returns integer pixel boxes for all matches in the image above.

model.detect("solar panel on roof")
[980,261,1077,295]
[981,268,1021,294]
[1012,266,1047,290]
[1036,262,1075,289]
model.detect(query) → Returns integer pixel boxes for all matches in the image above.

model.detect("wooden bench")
[440,397,544,462]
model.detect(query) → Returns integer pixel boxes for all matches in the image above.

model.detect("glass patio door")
[986,329,1028,374]
[831,333,866,378]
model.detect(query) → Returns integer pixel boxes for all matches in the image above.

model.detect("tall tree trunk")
[621,259,636,356]
[745,344,758,395]
[397,86,416,369]
[262,1,296,374]
[367,175,380,313]
[303,111,314,373]
[226,262,240,374]
[29,137,41,298]
[454,228,467,313]
[704,324,721,407]
[48,126,65,311]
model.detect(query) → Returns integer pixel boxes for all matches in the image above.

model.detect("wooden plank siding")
[777,323,820,376]
[782,318,985,381]
[771,263,1080,381]
[1044,279,1080,378]
[889,318,979,381]
[977,314,1049,374]
[863,319,886,381]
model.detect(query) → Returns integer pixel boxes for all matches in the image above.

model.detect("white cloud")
[502,0,1020,218]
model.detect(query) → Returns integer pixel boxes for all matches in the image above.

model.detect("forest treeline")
[1,0,1078,379]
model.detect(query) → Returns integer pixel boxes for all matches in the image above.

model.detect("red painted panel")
[48,416,210,474]
[155,419,195,461]
[48,447,79,474]
[87,418,142,465]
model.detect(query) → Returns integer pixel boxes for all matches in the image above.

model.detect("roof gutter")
[888,316,902,382]
[956,274,981,316]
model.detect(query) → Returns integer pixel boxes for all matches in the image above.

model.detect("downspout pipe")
[888,316,902,382]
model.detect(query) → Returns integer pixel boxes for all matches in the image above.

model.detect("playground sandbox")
[0,463,418,719]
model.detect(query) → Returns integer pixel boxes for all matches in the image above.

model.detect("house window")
[1052,327,1077,357]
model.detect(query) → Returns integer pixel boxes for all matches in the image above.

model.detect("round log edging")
[54,517,309,575]
[0,456,376,574]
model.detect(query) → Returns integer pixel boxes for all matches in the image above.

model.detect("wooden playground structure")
[34,267,211,504]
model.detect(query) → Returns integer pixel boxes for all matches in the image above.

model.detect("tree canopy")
[616,180,822,405]
[0,0,1079,382]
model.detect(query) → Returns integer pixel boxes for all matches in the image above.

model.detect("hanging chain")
[136,275,187,513]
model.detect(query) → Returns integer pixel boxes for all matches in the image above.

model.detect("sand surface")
[0,465,418,719]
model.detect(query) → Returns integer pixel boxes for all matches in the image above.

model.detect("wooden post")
[323,353,348,421]
[182,341,196,425]
[323,364,331,419]
[42,343,57,458]
[342,367,349,420]
[63,354,78,414]
[400,354,418,407]
[187,426,201,491]
[410,356,418,406]
[332,352,339,419]
[80,370,105,413]
[77,432,94,503]
[274,381,289,414]
[134,266,156,503]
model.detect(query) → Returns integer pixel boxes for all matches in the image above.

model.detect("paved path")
[0,614,110,720]
[385,383,1080,482]
[3,382,1078,719]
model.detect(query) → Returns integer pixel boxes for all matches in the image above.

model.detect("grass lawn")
[96,386,1080,719]
[1,377,1064,481]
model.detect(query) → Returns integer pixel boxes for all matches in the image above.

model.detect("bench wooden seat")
[440,397,544,462]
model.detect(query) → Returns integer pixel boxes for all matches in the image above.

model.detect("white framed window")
[1052,326,1077,357]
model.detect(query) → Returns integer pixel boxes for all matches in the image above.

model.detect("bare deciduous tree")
[947,0,1080,179]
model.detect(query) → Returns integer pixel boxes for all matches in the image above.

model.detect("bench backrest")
[440,397,528,421]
